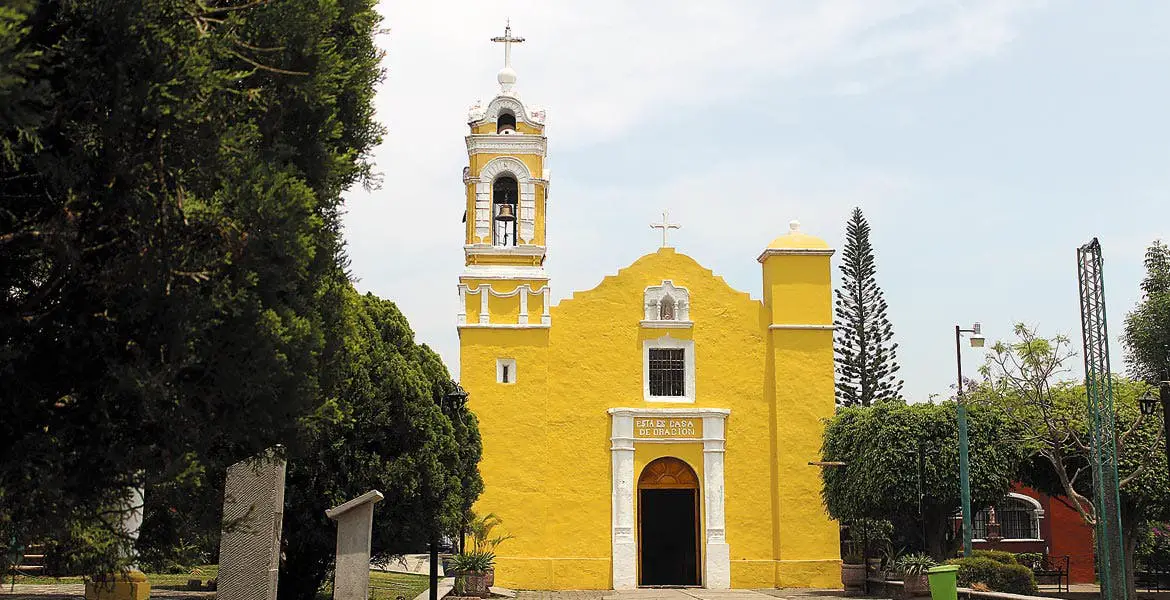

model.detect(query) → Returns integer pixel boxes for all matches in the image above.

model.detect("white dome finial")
[789,219,801,233]
[491,20,525,93]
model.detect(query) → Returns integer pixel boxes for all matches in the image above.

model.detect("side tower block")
[458,26,555,587]
[758,221,841,587]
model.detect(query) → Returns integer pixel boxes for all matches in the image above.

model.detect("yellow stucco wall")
[460,247,840,590]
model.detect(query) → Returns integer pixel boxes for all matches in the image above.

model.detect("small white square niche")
[496,358,517,384]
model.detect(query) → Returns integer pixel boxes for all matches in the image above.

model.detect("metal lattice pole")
[1077,238,1128,600]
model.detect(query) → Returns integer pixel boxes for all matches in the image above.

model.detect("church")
[457,24,841,590]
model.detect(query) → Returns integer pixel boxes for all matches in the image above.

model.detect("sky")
[342,1,1170,402]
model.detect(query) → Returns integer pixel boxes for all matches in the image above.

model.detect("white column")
[457,285,467,324]
[541,288,551,325]
[479,287,490,324]
[518,285,529,325]
[122,486,145,570]
[703,416,731,589]
[610,413,637,589]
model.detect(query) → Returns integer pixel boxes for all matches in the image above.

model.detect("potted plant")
[880,544,905,580]
[466,512,514,588]
[450,551,494,598]
[841,549,866,595]
[896,552,937,598]
[848,518,893,576]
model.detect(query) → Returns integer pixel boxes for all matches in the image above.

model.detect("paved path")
[376,554,445,576]
[516,589,848,600]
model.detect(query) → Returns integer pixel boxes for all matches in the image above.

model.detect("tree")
[976,324,1169,597]
[834,207,903,406]
[1124,240,1170,384]
[821,402,1026,558]
[0,0,383,572]
[277,290,482,600]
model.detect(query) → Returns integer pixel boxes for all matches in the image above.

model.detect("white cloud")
[343,0,1044,379]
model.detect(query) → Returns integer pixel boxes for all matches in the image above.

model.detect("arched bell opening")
[492,175,518,246]
[637,457,700,587]
[497,111,517,134]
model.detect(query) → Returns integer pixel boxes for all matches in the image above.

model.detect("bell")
[495,203,516,222]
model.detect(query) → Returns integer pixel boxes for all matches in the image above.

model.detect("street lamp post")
[955,323,985,559]
[1138,377,1170,479]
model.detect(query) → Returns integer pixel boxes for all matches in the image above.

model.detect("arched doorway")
[638,457,700,586]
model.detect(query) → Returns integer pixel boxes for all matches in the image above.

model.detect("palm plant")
[467,512,514,554]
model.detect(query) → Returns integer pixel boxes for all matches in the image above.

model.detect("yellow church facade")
[456,26,841,590]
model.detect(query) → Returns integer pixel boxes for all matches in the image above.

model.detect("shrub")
[896,552,938,577]
[1014,552,1044,570]
[973,549,1018,565]
[451,551,494,573]
[948,556,1037,595]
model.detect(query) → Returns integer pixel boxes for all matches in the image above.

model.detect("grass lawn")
[11,565,429,599]
[331,571,430,600]
[9,565,219,588]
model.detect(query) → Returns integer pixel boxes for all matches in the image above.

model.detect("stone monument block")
[326,490,384,600]
[217,448,287,600]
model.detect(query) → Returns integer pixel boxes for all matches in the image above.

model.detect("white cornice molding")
[457,323,550,330]
[461,265,549,279]
[640,320,693,329]
[466,134,547,156]
[769,324,835,330]
[607,407,730,418]
[464,244,546,257]
[756,247,836,262]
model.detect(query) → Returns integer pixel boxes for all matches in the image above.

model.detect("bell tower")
[458,21,551,328]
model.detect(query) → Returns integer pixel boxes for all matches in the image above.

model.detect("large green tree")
[0,0,383,572]
[821,402,1026,558]
[834,207,903,406]
[976,324,1169,597]
[1124,240,1170,389]
[278,290,482,600]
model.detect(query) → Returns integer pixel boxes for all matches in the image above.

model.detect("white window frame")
[643,335,695,403]
[496,358,517,384]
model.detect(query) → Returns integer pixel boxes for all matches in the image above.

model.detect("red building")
[971,484,1096,584]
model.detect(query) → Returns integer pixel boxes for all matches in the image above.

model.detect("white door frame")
[608,407,731,589]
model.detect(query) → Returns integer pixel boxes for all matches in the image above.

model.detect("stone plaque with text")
[633,417,702,439]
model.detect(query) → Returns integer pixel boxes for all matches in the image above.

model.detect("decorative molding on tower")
[757,247,836,260]
[457,282,551,328]
[465,135,547,156]
[468,95,546,127]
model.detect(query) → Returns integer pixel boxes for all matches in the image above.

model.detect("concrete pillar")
[326,490,385,600]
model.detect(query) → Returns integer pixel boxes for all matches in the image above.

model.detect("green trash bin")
[927,564,959,600]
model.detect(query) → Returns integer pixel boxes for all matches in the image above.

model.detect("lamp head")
[969,323,985,348]
[1139,389,1159,417]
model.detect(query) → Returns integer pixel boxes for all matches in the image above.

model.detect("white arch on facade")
[474,157,537,244]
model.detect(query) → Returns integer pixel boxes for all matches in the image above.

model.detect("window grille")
[973,497,1040,540]
[648,348,685,396]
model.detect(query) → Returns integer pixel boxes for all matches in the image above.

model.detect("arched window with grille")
[972,493,1043,540]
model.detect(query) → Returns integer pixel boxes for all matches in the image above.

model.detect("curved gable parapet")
[468,95,546,129]
[552,249,759,316]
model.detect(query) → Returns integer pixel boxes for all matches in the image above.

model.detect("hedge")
[947,556,1038,595]
[972,549,1019,565]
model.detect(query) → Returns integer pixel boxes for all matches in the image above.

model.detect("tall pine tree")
[834,208,903,406]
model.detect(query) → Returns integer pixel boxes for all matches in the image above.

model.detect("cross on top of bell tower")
[491,19,525,93]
